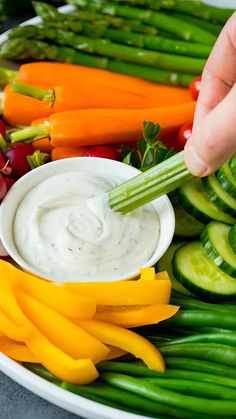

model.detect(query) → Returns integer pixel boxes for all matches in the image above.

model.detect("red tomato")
[85,145,121,161]
[3,176,16,191]
[177,123,193,150]
[189,76,201,101]
[0,174,7,200]
[5,143,34,178]
[0,119,6,138]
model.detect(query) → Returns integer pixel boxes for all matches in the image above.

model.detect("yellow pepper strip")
[0,260,96,319]
[103,346,127,361]
[64,277,171,305]
[16,290,109,363]
[26,328,99,384]
[77,320,165,373]
[0,336,38,363]
[0,306,28,342]
[95,304,179,328]
[139,267,156,280]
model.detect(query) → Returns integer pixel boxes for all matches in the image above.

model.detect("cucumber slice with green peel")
[201,221,236,278]
[229,153,236,179]
[172,241,236,302]
[203,174,236,217]
[156,242,191,296]
[229,225,236,255]
[216,163,236,199]
[177,178,235,225]
[156,242,194,297]
[174,204,205,238]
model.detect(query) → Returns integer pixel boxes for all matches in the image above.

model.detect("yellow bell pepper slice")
[64,277,171,305]
[16,290,109,363]
[77,320,165,373]
[26,327,99,384]
[0,336,38,362]
[103,346,127,361]
[139,268,156,280]
[0,260,96,319]
[95,304,179,328]
[0,306,28,342]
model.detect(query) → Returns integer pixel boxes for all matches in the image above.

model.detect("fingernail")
[184,145,208,177]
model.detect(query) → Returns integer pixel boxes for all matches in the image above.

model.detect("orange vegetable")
[51,146,87,160]
[0,335,38,362]
[95,304,179,328]
[2,83,51,126]
[13,81,161,112]
[0,306,28,342]
[17,62,191,104]
[12,102,195,147]
[32,138,53,153]
[16,290,109,362]
[63,272,171,305]
[0,260,96,319]
[77,319,165,372]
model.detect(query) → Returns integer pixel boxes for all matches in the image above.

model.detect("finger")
[193,11,236,127]
[184,82,236,176]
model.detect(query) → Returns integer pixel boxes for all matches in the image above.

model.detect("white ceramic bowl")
[0,157,174,282]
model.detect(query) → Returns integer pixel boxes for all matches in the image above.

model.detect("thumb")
[184,82,236,177]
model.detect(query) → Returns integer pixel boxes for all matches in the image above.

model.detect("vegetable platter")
[0,1,235,419]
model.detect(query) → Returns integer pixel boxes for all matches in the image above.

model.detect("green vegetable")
[165,357,236,379]
[62,381,191,418]
[229,225,236,255]
[23,363,61,383]
[102,372,236,415]
[168,12,222,35]
[67,0,217,44]
[201,221,236,278]
[109,151,193,213]
[7,27,205,74]
[170,293,236,313]
[162,309,236,331]
[159,332,236,347]
[229,153,236,178]
[159,343,236,367]
[177,178,235,224]
[173,204,205,238]
[216,162,236,199]
[0,38,195,87]
[203,174,236,217]
[144,377,236,400]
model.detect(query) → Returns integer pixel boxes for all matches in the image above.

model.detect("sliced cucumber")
[174,204,205,238]
[229,153,236,179]
[229,225,236,255]
[201,221,236,278]
[177,178,235,225]
[156,242,194,297]
[203,174,236,217]
[172,241,236,301]
[216,163,236,199]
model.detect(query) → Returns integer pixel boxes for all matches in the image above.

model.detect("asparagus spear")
[0,38,196,87]
[33,1,159,35]
[169,12,223,35]
[6,27,205,74]
[66,0,217,44]
[98,0,233,24]
[32,2,211,58]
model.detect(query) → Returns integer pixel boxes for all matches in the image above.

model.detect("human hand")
[184,11,236,176]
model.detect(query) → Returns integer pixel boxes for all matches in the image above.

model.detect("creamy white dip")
[13,171,160,282]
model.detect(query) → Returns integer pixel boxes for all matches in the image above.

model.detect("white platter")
[0,1,235,418]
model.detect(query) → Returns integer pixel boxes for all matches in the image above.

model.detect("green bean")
[144,377,236,400]
[159,343,236,366]
[62,381,193,418]
[162,309,236,330]
[98,361,236,388]
[170,295,236,313]
[23,363,61,383]
[102,372,236,415]
[161,332,236,347]
[165,357,236,379]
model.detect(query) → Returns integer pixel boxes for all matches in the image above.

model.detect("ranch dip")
[13,171,160,282]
